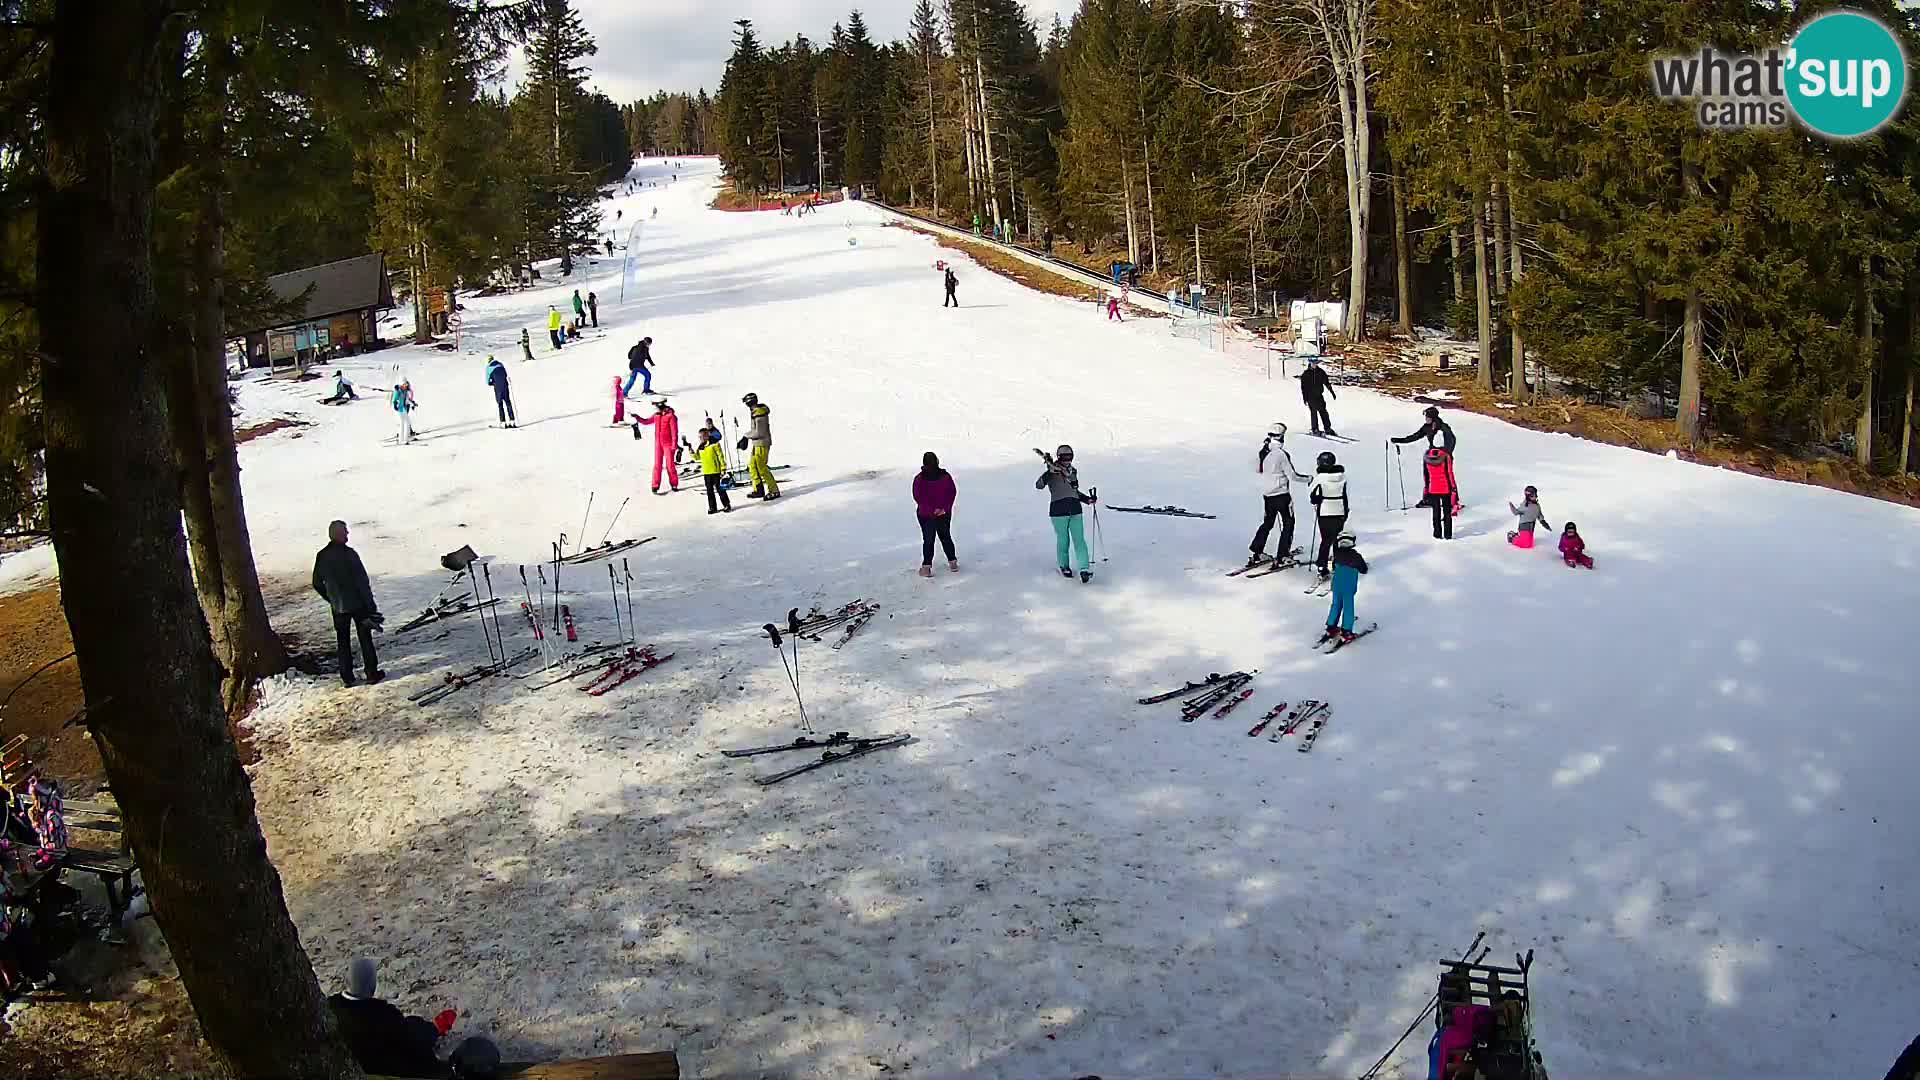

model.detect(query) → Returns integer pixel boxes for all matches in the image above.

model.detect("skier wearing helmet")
[633,398,681,494]
[1036,444,1098,582]
[1248,421,1311,569]
[1320,528,1369,646]
[1419,447,1460,539]
[740,392,779,499]
[1507,484,1552,548]
[1298,358,1338,436]
[1306,449,1349,576]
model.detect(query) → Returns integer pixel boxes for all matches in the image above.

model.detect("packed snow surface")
[186,158,1920,1077]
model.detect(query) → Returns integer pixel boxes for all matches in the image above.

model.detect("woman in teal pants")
[1037,444,1098,582]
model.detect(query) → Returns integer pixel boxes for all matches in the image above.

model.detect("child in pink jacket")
[1559,522,1594,569]
[610,377,625,425]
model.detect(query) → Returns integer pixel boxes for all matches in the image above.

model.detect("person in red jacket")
[913,452,959,576]
[1559,522,1594,568]
[610,376,625,426]
[633,398,681,494]
[1419,447,1459,539]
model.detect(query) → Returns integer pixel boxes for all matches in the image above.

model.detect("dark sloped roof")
[230,252,393,335]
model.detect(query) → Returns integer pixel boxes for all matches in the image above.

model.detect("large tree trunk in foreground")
[38,4,359,1078]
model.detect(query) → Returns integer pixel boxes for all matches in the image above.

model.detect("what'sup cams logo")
[1651,10,1909,138]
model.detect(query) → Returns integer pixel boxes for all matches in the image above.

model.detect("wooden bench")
[55,798,141,928]
[371,1051,678,1080]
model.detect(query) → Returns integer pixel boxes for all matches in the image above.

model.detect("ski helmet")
[1336,529,1357,549]
[1267,421,1288,439]
[1315,451,1336,470]
[1423,405,1441,421]
[1524,485,1538,500]
[742,392,758,406]
[1055,444,1074,460]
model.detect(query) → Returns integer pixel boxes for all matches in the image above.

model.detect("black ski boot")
[1059,566,1073,578]
[1079,570,1093,583]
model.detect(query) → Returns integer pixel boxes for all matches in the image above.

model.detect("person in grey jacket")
[1037,444,1098,582]
[1507,485,1553,546]
[312,520,384,686]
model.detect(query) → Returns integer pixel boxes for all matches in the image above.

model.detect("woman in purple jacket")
[913,451,959,576]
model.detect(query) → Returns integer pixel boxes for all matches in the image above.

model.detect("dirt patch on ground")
[1339,335,1920,509]
[0,584,99,795]
[0,966,225,1080]
[884,222,1106,303]
[233,417,309,445]
[711,185,846,213]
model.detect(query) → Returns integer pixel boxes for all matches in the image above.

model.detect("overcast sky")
[536,0,1079,102]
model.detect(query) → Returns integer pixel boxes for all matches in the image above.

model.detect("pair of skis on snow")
[1244,699,1332,751]
[574,645,673,696]
[1227,547,1306,579]
[786,600,880,651]
[721,731,915,786]
[408,647,540,706]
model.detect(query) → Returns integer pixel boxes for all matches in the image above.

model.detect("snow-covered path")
[215,158,1920,1078]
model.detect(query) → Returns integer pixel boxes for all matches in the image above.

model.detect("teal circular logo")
[1786,11,1908,138]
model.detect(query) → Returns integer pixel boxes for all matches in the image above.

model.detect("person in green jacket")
[698,427,732,515]
[571,289,586,328]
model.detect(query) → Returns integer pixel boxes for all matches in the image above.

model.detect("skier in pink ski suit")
[635,399,681,493]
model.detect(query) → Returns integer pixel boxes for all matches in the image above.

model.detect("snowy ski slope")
[25,157,1920,1077]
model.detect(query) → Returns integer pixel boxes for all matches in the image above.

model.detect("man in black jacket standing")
[313,520,384,687]
[1299,357,1338,436]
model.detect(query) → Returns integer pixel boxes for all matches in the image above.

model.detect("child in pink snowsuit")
[611,377,625,425]
[1106,293,1122,321]
[634,399,681,493]
[1559,522,1593,569]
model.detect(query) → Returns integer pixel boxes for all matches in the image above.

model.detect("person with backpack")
[1298,357,1337,436]
[1321,529,1369,646]
[625,336,654,397]
[1036,444,1098,582]
[1248,421,1311,569]
[390,378,417,445]
[913,451,959,576]
[698,427,733,514]
[1306,450,1349,577]
[1559,522,1594,569]
[943,267,958,308]
[587,291,599,328]
[1506,485,1552,548]
[741,392,780,499]
[484,355,515,428]
[1419,447,1459,539]
[547,305,564,350]
[633,398,681,494]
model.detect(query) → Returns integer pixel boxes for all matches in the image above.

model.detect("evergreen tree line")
[715,0,1920,470]
[623,90,720,156]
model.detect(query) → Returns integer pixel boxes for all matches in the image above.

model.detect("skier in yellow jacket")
[739,392,780,499]
[698,427,733,514]
[546,305,564,350]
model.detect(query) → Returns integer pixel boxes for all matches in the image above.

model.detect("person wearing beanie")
[698,427,733,514]
[633,398,682,494]
[913,451,959,575]
[1298,358,1337,436]
[326,957,444,1078]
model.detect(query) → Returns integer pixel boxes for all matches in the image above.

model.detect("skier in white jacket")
[1248,422,1311,568]
[1307,450,1351,576]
